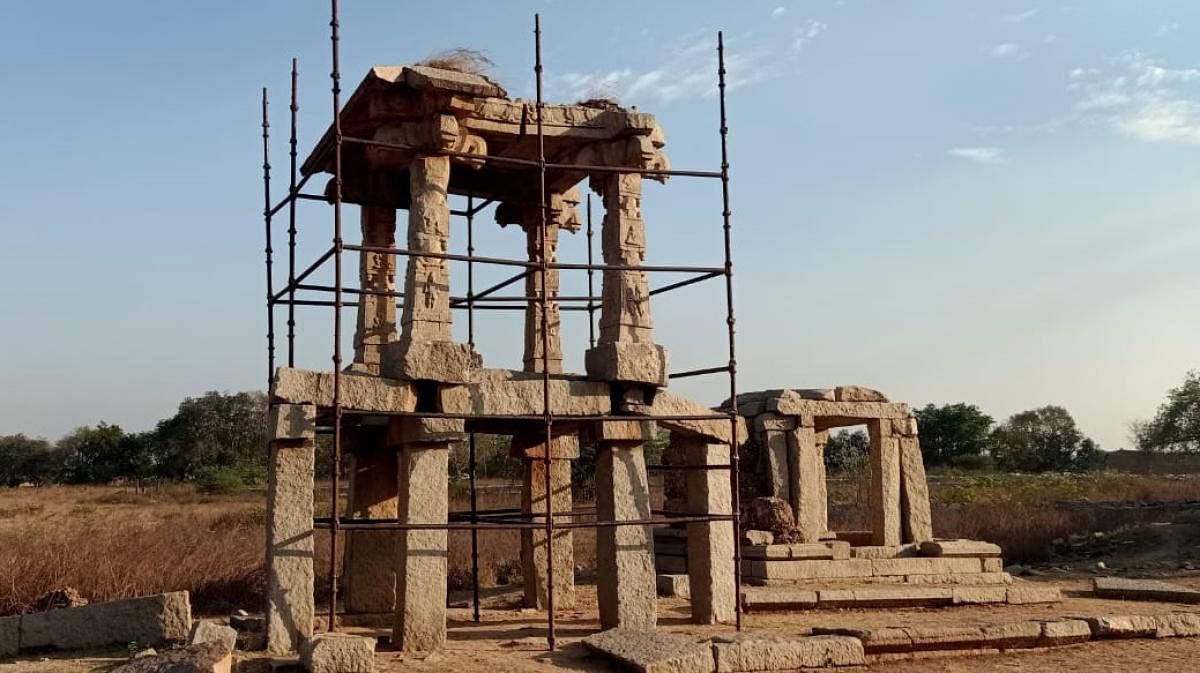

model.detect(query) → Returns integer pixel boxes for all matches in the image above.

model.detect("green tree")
[825,429,869,471]
[913,403,995,467]
[0,434,60,486]
[1135,370,1200,453]
[152,391,268,480]
[57,423,136,483]
[991,406,1100,472]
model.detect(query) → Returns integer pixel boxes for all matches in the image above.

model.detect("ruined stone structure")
[263,64,744,654]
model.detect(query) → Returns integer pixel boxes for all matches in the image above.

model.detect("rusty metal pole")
[262,88,275,386]
[327,0,345,632]
[287,58,299,367]
[533,13,557,651]
[467,193,482,623]
[585,194,596,349]
[716,31,744,631]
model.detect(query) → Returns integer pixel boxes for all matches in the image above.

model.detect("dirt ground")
[6,578,1200,673]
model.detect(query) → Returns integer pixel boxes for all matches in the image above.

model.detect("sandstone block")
[272,367,418,412]
[439,368,610,416]
[582,628,712,673]
[904,625,986,651]
[981,621,1042,649]
[897,436,932,543]
[742,530,774,546]
[596,445,657,630]
[594,420,655,444]
[867,420,901,546]
[390,416,465,444]
[741,541,849,560]
[1039,619,1092,646]
[270,404,317,440]
[0,615,18,658]
[394,444,449,652]
[819,587,952,609]
[712,633,865,671]
[983,557,1004,573]
[1006,584,1062,604]
[770,396,910,420]
[904,571,1013,585]
[812,627,910,654]
[188,621,238,652]
[952,586,1009,604]
[521,458,575,610]
[111,642,231,673]
[343,445,398,615]
[685,441,735,624]
[657,574,690,598]
[761,430,790,503]
[851,544,918,560]
[741,587,818,611]
[1093,576,1200,604]
[301,633,376,673]
[585,341,668,386]
[871,557,982,576]
[834,385,888,402]
[267,436,315,654]
[1154,612,1200,637]
[741,558,873,580]
[919,539,1002,558]
[1083,614,1158,639]
[647,391,746,445]
[18,591,191,652]
[785,426,826,542]
[753,413,798,432]
[382,339,478,383]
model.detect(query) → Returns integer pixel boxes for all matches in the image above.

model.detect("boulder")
[582,628,712,673]
[111,642,231,673]
[189,621,238,652]
[741,497,796,541]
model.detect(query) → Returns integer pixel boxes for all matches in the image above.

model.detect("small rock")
[1097,561,1108,570]
[132,649,157,659]
[743,530,775,546]
[189,621,238,652]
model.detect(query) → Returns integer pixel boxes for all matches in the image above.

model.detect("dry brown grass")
[416,48,493,75]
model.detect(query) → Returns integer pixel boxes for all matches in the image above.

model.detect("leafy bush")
[949,453,995,471]
[193,466,244,495]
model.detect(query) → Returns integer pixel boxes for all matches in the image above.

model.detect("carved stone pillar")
[352,206,397,374]
[523,212,563,374]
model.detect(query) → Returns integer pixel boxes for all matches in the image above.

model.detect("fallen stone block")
[980,621,1042,649]
[918,539,1002,558]
[1083,614,1159,639]
[112,641,231,673]
[1154,612,1200,638]
[740,587,817,611]
[1039,619,1092,646]
[952,586,1009,605]
[646,390,747,445]
[871,557,982,576]
[18,591,191,652]
[301,632,376,673]
[1006,584,1062,605]
[1093,576,1200,604]
[812,627,911,654]
[741,558,873,580]
[712,633,864,671]
[0,615,17,659]
[189,621,238,652]
[582,628,713,673]
[656,574,690,599]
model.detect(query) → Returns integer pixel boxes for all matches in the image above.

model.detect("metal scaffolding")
[261,0,742,649]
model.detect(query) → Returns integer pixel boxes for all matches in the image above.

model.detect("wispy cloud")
[1156,22,1181,37]
[793,20,827,52]
[772,6,786,17]
[548,31,779,105]
[946,146,1007,164]
[988,43,1030,60]
[1003,8,1040,23]
[1067,52,1200,144]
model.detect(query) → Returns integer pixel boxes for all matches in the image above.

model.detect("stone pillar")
[683,438,735,624]
[520,448,575,609]
[786,422,827,542]
[814,430,831,533]
[384,155,475,383]
[755,413,796,503]
[867,419,902,546]
[391,418,456,652]
[523,209,562,374]
[585,173,667,385]
[342,425,398,614]
[894,417,933,543]
[352,206,397,373]
[265,403,316,654]
[595,440,656,630]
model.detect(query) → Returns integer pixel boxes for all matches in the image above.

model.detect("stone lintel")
[644,390,747,445]
[439,368,611,416]
[272,367,418,413]
[381,339,479,384]
[510,432,581,460]
[388,417,465,445]
[585,342,668,386]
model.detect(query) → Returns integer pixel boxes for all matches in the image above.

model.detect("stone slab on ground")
[817,587,954,609]
[1093,576,1200,604]
[952,586,1010,605]
[740,587,818,611]
[301,632,376,673]
[711,633,864,671]
[1154,612,1200,637]
[0,615,17,659]
[918,539,1002,558]
[657,574,690,599]
[740,542,849,561]
[1039,619,1092,646]
[811,627,911,654]
[905,571,1013,585]
[17,591,191,652]
[1082,614,1160,639]
[188,621,238,652]
[582,628,713,673]
[1006,584,1062,604]
[111,642,231,673]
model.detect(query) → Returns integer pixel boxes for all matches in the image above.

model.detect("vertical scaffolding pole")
[327,0,345,631]
[533,13,557,651]
[585,194,596,349]
[262,88,275,386]
[466,193,482,623]
[716,31,744,631]
[287,59,299,367]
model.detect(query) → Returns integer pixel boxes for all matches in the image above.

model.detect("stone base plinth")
[585,342,668,386]
[382,339,479,384]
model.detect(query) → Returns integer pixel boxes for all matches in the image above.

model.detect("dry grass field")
[2,472,1200,618]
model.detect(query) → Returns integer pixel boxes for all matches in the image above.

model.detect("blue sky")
[1,1,1197,448]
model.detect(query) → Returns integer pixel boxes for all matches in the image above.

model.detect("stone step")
[1093,576,1200,604]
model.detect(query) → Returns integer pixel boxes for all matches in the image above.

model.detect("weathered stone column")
[342,424,398,614]
[595,437,656,630]
[755,413,797,503]
[384,154,475,383]
[265,403,316,654]
[517,437,576,610]
[682,437,735,624]
[585,172,667,385]
[894,417,933,543]
[391,418,457,652]
[786,421,827,542]
[867,419,902,546]
[352,206,397,374]
[814,429,831,533]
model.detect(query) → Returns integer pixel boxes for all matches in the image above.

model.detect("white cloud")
[548,32,778,105]
[793,20,827,52]
[1066,52,1200,144]
[1156,22,1181,37]
[1042,33,1058,44]
[772,6,786,17]
[988,43,1030,60]
[1003,8,1040,23]
[946,146,1007,164]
